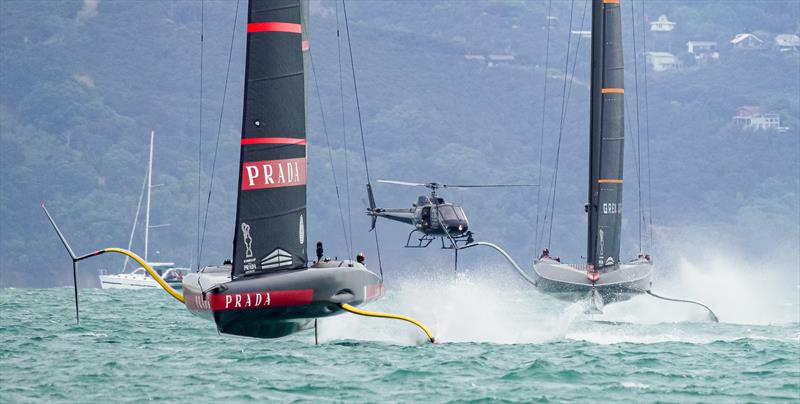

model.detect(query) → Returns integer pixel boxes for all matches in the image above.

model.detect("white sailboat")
[99,131,189,289]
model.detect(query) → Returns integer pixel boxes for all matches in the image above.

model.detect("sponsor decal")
[241,222,253,258]
[598,229,605,266]
[241,222,257,272]
[605,257,615,266]
[298,215,305,245]
[260,248,293,270]
[209,289,314,311]
[602,202,621,214]
[241,158,306,191]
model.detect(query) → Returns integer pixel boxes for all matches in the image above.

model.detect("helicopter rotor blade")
[377,180,428,187]
[442,184,539,189]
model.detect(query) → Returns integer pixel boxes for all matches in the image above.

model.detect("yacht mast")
[144,130,154,262]
[587,0,625,269]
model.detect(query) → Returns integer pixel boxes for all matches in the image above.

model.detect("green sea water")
[1,279,798,403]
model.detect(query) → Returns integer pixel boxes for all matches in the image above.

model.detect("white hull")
[99,273,182,290]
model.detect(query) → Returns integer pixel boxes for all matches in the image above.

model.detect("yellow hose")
[339,303,435,343]
[103,248,185,303]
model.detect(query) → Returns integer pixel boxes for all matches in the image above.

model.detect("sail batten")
[232,0,308,278]
[587,0,625,269]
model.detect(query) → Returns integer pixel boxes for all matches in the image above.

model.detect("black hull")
[533,258,652,304]
[183,260,383,339]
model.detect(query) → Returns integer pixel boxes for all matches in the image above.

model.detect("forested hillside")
[1,0,798,287]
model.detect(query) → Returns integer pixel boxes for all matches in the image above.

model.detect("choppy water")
[1,274,798,402]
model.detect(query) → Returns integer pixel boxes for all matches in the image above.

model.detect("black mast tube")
[587,0,625,269]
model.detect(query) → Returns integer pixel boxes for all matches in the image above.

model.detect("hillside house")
[646,52,682,72]
[571,30,591,39]
[733,106,788,131]
[731,33,764,50]
[774,34,800,52]
[650,15,675,51]
[464,54,486,62]
[545,15,559,30]
[649,15,675,32]
[686,41,719,62]
[487,54,515,67]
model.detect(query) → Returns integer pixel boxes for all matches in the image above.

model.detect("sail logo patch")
[598,229,605,266]
[602,202,621,214]
[241,158,306,191]
[299,215,305,245]
[260,248,293,270]
[241,222,254,258]
[241,222,258,272]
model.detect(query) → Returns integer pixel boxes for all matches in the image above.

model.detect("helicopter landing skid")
[405,229,436,248]
[440,232,474,250]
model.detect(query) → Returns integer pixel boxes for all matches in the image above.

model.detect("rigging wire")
[539,0,577,249]
[195,0,205,270]
[544,0,586,248]
[309,52,352,255]
[335,1,355,259]
[122,162,149,273]
[629,0,645,252]
[198,0,240,265]
[641,0,654,251]
[623,93,643,251]
[533,0,553,254]
[341,0,383,279]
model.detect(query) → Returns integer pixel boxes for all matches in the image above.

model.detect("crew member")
[540,248,550,259]
[356,252,365,265]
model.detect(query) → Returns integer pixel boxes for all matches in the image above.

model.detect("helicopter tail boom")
[367,184,378,231]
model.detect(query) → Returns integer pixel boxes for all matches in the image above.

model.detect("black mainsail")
[233,0,308,278]
[587,0,624,270]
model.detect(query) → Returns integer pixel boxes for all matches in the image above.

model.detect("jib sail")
[233,0,308,278]
[587,0,625,269]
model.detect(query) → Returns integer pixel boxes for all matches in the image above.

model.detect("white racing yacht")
[98,131,189,290]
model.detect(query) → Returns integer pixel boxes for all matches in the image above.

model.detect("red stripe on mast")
[247,22,302,34]
[241,138,306,146]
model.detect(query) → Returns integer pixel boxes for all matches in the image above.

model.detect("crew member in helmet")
[356,252,365,265]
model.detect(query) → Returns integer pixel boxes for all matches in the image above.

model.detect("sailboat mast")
[587,0,625,269]
[144,130,154,262]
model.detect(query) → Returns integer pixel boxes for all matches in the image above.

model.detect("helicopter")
[366,180,537,251]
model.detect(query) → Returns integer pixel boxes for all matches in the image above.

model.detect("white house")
[649,15,675,32]
[731,33,764,49]
[545,15,559,30]
[733,106,788,131]
[774,34,800,52]
[571,30,591,39]
[686,41,719,62]
[646,51,682,72]
[487,54,515,67]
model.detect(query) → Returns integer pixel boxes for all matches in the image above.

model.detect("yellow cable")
[339,303,435,343]
[103,248,185,303]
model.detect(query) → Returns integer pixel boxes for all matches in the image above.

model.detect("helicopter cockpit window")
[417,196,430,205]
[439,206,460,221]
